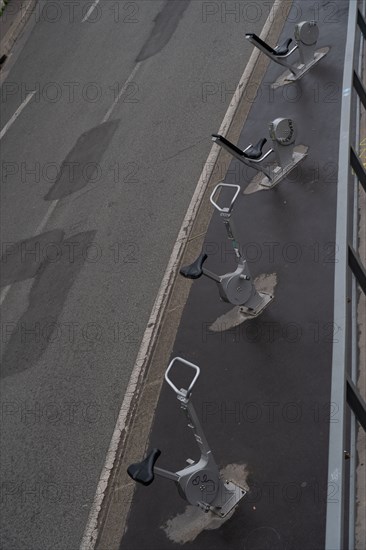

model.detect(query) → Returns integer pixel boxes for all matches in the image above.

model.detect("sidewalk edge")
[0,0,37,61]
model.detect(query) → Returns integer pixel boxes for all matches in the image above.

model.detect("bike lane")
[119,2,349,549]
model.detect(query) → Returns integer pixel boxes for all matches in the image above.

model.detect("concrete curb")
[79,2,293,550]
[0,0,36,62]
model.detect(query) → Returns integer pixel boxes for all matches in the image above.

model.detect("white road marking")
[0,91,36,141]
[79,1,285,548]
[0,90,36,306]
[0,285,11,306]
[34,200,59,235]
[82,0,101,23]
[1,64,141,308]
[0,199,58,307]
[102,62,141,123]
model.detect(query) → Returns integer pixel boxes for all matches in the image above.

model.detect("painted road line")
[102,62,141,123]
[0,91,36,140]
[0,198,58,307]
[0,285,11,306]
[0,64,141,308]
[82,0,101,23]
[0,91,36,306]
[34,200,59,235]
[79,1,286,549]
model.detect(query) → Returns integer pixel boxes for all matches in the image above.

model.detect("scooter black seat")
[180,252,208,279]
[127,448,161,486]
[274,37,293,56]
[243,138,267,160]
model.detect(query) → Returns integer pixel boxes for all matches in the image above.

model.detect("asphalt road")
[0,1,274,548]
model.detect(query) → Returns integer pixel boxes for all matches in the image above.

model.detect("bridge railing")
[325,1,366,549]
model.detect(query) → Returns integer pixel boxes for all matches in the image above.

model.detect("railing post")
[325,2,363,549]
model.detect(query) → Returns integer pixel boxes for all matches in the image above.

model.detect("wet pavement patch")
[44,120,119,201]
[209,273,278,331]
[161,464,250,544]
[1,230,96,379]
[0,230,64,287]
[136,0,191,62]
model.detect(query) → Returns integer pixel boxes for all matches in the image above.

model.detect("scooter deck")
[273,47,330,88]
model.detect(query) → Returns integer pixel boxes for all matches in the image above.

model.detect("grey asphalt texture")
[120,1,350,549]
[0,1,275,549]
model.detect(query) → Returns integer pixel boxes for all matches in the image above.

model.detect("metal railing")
[325,1,366,549]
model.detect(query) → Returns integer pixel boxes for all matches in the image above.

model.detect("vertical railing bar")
[350,147,366,192]
[348,407,357,550]
[357,8,366,39]
[347,376,366,430]
[325,2,358,549]
[353,70,366,108]
[348,245,366,293]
